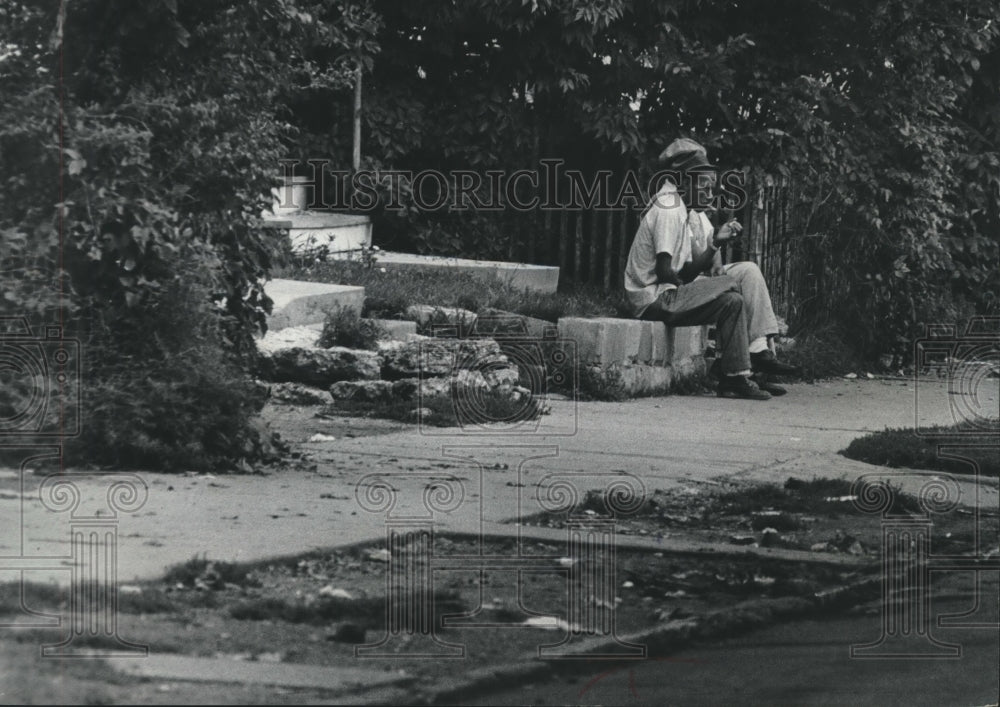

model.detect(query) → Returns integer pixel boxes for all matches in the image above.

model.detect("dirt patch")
[4,472,996,704]
[0,533,879,704]
[519,477,1000,559]
[262,400,411,444]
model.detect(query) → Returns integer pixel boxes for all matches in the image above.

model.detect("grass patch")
[117,588,182,615]
[714,477,922,516]
[228,591,463,626]
[162,556,259,590]
[0,581,66,614]
[321,389,545,428]
[841,420,1000,476]
[275,257,628,322]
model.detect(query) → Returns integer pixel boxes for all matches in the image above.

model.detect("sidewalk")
[3,377,996,586]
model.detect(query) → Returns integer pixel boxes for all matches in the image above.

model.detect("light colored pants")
[717,262,780,344]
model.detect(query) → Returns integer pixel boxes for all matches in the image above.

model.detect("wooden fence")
[500,172,802,315]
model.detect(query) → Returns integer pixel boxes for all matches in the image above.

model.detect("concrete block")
[636,321,671,365]
[558,317,707,370]
[666,325,710,363]
[256,325,320,353]
[616,364,678,396]
[377,251,559,294]
[558,317,658,366]
[104,654,412,692]
[371,318,418,341]
[264,279,364,331]
[585,360,707,398]
[473,308,557,340]
[405,304,478,336]
[262,210,373,256]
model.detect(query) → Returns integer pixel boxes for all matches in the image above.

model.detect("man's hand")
[712,219,743,247]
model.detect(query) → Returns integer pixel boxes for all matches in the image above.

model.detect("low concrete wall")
[558,317,708,395]
[377,251,559,294]
[262,211,373,256]
[264,279,365,331]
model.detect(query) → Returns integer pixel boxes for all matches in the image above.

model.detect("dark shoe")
[750,350,800,376]
[709,358,723,380]
[718,375,771,400]
[752,373,787,396]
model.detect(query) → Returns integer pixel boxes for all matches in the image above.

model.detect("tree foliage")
[0,0,365,468]
[296,0,998,356]
[2,0,997,470]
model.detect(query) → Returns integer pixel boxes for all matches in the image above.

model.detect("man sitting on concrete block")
[624,138,798,400]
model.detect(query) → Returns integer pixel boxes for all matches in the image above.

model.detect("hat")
[659,138,717,172]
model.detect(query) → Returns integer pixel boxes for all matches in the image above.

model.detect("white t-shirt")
[624,182,713,316]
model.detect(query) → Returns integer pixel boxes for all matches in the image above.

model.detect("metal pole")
[353,61,362,172]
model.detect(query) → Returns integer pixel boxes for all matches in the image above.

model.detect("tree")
[295,0,999,356]
[0,0,365,469]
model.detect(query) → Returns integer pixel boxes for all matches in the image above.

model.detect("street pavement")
[2,377,997,586]
[463,572,1000,706]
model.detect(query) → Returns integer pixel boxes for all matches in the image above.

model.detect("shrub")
[318,307,386,350]
[64,260,270,472]
[778,323,866,381]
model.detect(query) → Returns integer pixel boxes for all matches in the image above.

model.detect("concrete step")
[558,317,707,368]
[263,211,373,256]
[263,279,364,331]
[377,251,559,294]
[557,317,708,394]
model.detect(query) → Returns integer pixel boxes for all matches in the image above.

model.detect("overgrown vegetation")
[318,306,386,350]
[277,257,629,321]
[841,421,1000,477]
[321,389,546,428]
[777,324,868,381]
[0,1,368,470]
[4,0,997,469]
[296,0,1000,361]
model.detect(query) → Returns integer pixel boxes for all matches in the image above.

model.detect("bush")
[778,323,866,381]
[1,1,369,471]
[65,261,270,471]
[318,307,386,350]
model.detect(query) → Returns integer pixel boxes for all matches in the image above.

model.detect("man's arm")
[679,219,743,282]
[655,252,681,287]
[676,244,717,283]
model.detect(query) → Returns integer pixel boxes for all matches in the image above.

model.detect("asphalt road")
[463,573,1000,706]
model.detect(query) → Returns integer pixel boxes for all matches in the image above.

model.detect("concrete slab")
[264,279,364,331]
[371,318,418,340]
[404,304,478,336]
[265,320,418,343]
[262,211,372,256]
[105,654,412,692]
[9,378,997,586]
[378,251,559,293]
[558,317,708,379]
[473,309,558,340]
[600,363,693,397]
